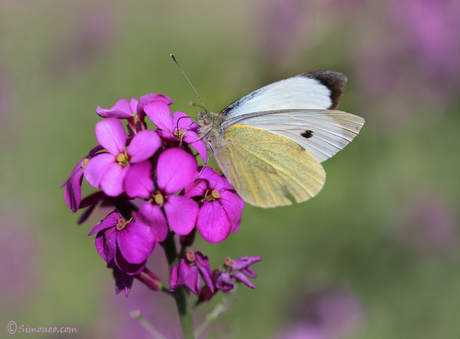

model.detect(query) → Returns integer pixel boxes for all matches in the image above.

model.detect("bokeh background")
[1,0,460,338]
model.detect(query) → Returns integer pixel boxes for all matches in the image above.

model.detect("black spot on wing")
[299,70,348,109]
[301,130,314,139]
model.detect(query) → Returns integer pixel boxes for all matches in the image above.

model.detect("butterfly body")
[197,71,364,208]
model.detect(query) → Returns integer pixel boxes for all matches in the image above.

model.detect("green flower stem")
[194,302,226,337]
[131,310,167,339]
[194,287,236,337]
[161,232,195,339]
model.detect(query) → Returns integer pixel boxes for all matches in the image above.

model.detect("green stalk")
[161,232,195,339]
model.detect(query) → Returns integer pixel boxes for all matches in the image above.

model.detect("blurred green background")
[1,0,460,338]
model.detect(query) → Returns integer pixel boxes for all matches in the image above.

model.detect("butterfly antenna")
[170,54,207,112]
[189,101,205,110]
[175,116,196,135]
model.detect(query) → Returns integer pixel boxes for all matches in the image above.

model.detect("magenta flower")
[61,145,103,212]
[215,256,262,292]
[97,97,141,134]
[199,167,245,210]
[84,118,161,197]
[184,175,243,243]
[124,148,199,242]
[170,250,214,295]
[143,97,207,162]
[96,94,174,134]
[198,256,262,302]
[89,210,156,274]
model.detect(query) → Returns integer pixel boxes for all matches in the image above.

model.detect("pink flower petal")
[111,97,132,112]
[170,265,180,292]
[100,162,130,197]
[96,108,133,119]
[129,98,138,114]
[197,200,232,243]
[231,272,255,289]
[231,256,263,272]
[114,251,146,275]
[124,161,154,199]
[94,227,118,262]
[179,260,200,295]
[215,272,234,292]
[157,148,197,194]
[96,97,133,119]
[236,195,245,212]
[61,158,86,188]
[110,262,134,297]
[137,203,169,242]
[144,100,174,132]
[138,93,173,114]
[95,118,127,155]
[172,111,199,133]
[88,210,120,235]
[218,190,242,233]
[184,178,208,198]
[63,168,84,213]
[183,131,208,163]
[157,130,177,142]
[164,195,198,236]
[200,168,234,190]
[195,252,214,293]
[127,130,161,163]
[241,267,257,278]
[84,153,115,189]
[117,221,156,264]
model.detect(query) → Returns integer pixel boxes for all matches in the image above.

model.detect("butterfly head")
[197,110,227,152]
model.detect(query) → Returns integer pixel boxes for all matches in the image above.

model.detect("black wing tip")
[299,70,348,110]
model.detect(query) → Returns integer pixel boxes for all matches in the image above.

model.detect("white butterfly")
[197,71,364,208]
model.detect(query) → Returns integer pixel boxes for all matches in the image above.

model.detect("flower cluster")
[61,93,261,300]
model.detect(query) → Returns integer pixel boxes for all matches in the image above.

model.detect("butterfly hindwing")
[214,125,326,208]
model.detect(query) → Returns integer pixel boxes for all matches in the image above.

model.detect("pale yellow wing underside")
[214,125,326,208]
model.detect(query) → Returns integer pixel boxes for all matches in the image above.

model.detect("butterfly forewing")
[221,71,347,119]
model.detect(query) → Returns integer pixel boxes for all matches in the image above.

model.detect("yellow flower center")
[173,129,186,140]
[211,190,220,199]
[116,153,129,166]
[154,193,164,206]
[81,158,89,169]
